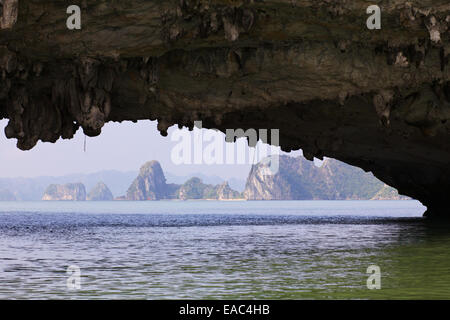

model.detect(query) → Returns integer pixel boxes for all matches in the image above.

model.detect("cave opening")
[0,118,424,217]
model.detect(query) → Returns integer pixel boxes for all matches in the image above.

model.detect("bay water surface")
[1,200,449,299]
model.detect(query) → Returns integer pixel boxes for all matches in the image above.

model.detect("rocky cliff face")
[1,1,449,216]
[126,161,170,200]
[176,178,242,200]
[176,177,208,200]
[370,184,408,200]
[87,182,114,201]
[42,183,86,201]
[215,182,242,200]
[244,155,409,200]
[125,161,242,200]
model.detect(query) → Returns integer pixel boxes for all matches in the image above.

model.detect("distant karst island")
[38,156,409,201]
[244,155,408,200]
[125,161,242,201]
[42,182,114,201]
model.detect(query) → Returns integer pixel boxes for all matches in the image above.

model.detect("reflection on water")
[0,200,449,299]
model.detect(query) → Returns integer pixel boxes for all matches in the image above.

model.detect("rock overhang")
[0,0,449,217]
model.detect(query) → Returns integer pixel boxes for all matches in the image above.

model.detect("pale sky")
[0,119,302,179]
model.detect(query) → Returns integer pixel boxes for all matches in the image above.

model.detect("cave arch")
[1,0,449,217]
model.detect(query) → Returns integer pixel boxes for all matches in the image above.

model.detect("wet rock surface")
[0,1,449,216]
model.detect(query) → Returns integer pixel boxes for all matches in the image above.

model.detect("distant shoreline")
[0,199,415,202]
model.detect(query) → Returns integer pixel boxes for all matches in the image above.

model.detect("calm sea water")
[1,200,449,300]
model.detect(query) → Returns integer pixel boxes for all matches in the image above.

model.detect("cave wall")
[0,1,449,216]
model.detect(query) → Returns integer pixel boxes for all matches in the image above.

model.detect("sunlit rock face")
[243,155,409,201]
[42,183,86,201]
[0,1,449,216]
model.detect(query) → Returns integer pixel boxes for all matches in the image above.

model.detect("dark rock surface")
[1,1,449,216]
